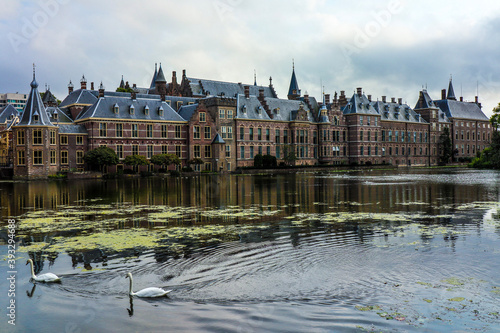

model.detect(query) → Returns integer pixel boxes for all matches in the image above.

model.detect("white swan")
[26,259,61,282]
[126,272,171,298]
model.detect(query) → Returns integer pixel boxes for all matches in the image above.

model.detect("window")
[199,112,206,122]
[374,132,378,141]
[50,131,56,145]
[33,130,43,145]
[99,123,107,137]
[276,129,280,144]
[161,125,167,138]
[161,145,168,155]
[147,125,153,138]
[388,131,392,142]
[359,115,363,125]
[382,130,386,141]
[132,124,138,137]
[250,146,254,158]
[367,131,371,142]
[226,145,231,157]
[76,136,83,145]
[240,127,244,140]
[17,150,25,165]
[249,127,254,141]
[257,128,262,141]
[359,131,363,141]
[227,110,233,119]
[204,126,211,139]
[60,135,68,145]
[194,126,201,139]
[227,127,233,139]
[284,130,288,143]
[367,116,371,126]
[240,146,245,159]
[258,146,263,156]
[175,145,181,157]
[33,151,43,165]
[395,131,399,142]
[368,146,371,156]
[194,145,201,158]
[61,151,68,165]
[374,117,378,127]
[132,145,139,155]
[147,145,153,159]
[76,151,84,164]
[144,105,149,115]
[266,128,270,141]
[50,150,56,165]
[175,125,181,138]
[276,146,280,159]
[17,131,25,145]
[267,146,271,155]
[219,109,225,119]
[116,123,123,137]
[204,145,211,158]
[221,126,227,139]
[176,101,183,109]
[129,105,135,115]
[360,146,364,156]
[116,145,123,159]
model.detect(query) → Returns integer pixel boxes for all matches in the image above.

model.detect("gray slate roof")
[76,95,186,122]
[18,75,54,127]
[59,89,98,108]
[434,99,489,121]
[46,106,73,124]
[178,104,198,121]
[236,95,315,122]
[186,77,277,98]
[0,104,19,124]
[343,93,380,116]
[372,101,428,124]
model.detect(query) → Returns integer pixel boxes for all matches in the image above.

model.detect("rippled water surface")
[1,168,500,332]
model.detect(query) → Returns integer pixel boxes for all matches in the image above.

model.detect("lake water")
[1,168,500,332]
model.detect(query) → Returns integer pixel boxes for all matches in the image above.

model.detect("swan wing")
[134,287,171,298]
[35,273,61,282]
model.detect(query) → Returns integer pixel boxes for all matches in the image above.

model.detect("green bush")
[254,154,263,168]
[170,170,181,177]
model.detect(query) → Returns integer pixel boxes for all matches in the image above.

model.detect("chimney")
[98,82,105,98]
[244,85,250,98]
[91,82,94,90]
[325,94,330,104]
[460,96,463,102]
[172,71,177,84]
[182,69,186,78]
[259,88,265,99]
[304,94,309,104]
[367,95,372,102]
[382,96,387,103]
[161,93,166,102]
[80,75,87,90]
[131,90,136,100]
[441,89,446,100]
[68,80,74,94]
[356,87,362,96]
[475,96,479,103]
[398,98,402,105]
[391,97,396,103]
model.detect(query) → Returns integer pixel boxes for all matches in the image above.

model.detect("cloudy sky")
[1,0,500,116]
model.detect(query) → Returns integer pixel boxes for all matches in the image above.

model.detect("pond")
[1,168,500,332]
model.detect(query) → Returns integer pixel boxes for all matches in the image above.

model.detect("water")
[1,168,500,332]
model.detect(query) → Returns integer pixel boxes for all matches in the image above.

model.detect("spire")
[149,63,158,89]
[155,63,166,82]
[254,70,257,86]
[447,75,456,100]
[119,75,125,89]
[287,60,300,100]
[17,66,54,126]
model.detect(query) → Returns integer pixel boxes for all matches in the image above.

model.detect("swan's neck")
[128,276,135,296]
[29,260,36,279]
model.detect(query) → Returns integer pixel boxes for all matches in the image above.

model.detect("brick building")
[6,65,493,179]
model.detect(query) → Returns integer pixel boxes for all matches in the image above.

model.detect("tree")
[491,103,500,130]
[187,158,204,171]
[150,154,181,171]
[83,146,119,172]
[124,155,149,172]
[469,131,500,169]
[282,145,297,166]
[116,87,134,93]
[438,127,453,165]
[263,154,277,168]
[253,154,263,168]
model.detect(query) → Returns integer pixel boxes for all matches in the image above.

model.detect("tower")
[13,66,59,179]
[287,61,301,100]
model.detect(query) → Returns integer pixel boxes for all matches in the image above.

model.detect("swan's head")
[126,272,132,279]
[26,259,32,265]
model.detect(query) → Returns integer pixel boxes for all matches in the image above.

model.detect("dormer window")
[144,105,149,115]
[274,107,280,114]
[158,106,164,116]
[242,105,247,113]
[129,104,135,115]
[53,113,58,120]
[113,103,119,114]
[257,106,263,114]
[33,114,39,122]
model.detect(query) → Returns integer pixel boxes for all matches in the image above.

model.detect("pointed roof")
[17,67,54,127]
[0,104,19,124]
[287,63,300,97]
[149,63,158,89]
[155,63,166,82]
[119,75,125,89]
[212,133,225,144]
[447,78,456,100]
[42,86,57,105]
[414,89,438,110]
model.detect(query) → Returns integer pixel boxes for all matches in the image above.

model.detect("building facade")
[5,65,494,179]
